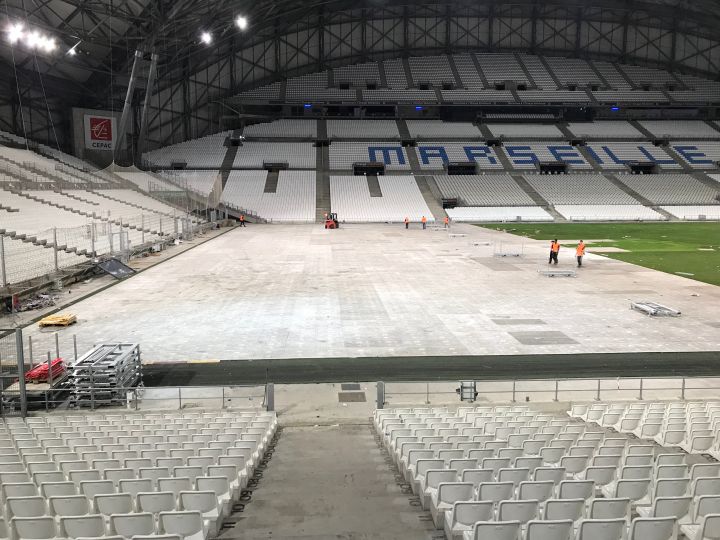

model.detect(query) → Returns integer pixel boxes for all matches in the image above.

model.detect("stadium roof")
[2,0,719,96]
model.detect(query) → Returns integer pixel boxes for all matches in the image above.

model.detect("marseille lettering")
[364,144,712,166]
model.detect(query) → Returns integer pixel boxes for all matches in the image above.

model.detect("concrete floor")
[222,424,435,540]
[20,222,720,363]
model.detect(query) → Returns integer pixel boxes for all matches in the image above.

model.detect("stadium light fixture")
[6,23,23,44]
[6,22,57,52]
[200,31,213,45]
[235,16,249,30]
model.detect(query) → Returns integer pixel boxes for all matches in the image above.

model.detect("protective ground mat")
[338,391,366,402]
[509,331,578,345]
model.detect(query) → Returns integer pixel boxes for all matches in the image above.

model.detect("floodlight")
[235,16,248,30]
[7,23,23,44]
[200,31,213,45]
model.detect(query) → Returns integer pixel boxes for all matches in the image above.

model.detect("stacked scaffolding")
[68,343,142,408]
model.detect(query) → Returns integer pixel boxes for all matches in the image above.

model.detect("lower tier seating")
[0,410,277,540]
[375,403,720,540]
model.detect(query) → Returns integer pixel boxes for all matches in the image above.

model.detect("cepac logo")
[89,117,112,141]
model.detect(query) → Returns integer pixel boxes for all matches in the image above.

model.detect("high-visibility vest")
[444,217,449,224]
[421,217,427,223]
[551,242,560,252]
[576,243,585,256]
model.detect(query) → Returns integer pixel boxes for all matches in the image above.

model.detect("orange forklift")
[324,212,340,229]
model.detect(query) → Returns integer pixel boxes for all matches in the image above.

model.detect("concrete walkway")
[223,424,434,539]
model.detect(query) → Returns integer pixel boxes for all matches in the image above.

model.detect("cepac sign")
[84,115,116,150]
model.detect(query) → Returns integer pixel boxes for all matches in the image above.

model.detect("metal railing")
[378,376,720,408]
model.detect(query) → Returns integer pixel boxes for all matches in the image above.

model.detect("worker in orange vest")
[240,214,246,227]
[421,216,427,230]
[549,239,560,265]
[576,240,586,267]
[443,216,449,229]
[404,216,409,229]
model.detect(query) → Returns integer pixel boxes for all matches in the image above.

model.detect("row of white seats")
[376,406,720,540]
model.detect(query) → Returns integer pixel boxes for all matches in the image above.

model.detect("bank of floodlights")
[5,22,57,52]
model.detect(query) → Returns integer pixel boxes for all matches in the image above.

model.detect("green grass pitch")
[477,222,720,286]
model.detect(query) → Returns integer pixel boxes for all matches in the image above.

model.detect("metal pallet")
[631,301,682,317]
[538,269,577,277]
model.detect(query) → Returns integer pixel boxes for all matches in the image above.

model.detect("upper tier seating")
[329,142,410,171]
[221,171,316,222]
[434,174,535,206]
[157,172,221,197]
[333,61,381,87]
[416,144,504,171]
[384,58,408,89]
[477,54,529,86]
[517,55,556,89]
[452,54,485,89]
[584,143,681,170]
[144,132,230,168]
[409,55,455,86]
[0,146,103,185]
[406,121,481,140]
[232,142,315,169]
[545,57,600,86]
[501,144,592,170]
[670,143,720,169]
[243,120,317,139]
[0,410,276,540]
[486,125,564,139]
[566,122,644,139]
[225,55,720,106]
[523,174,638,204]
[593,61,632,90]
[376,404,715,540]
[621,64,680,87]
[117,172,182,193]
[327,120,400,140]
[617,174,720,205]
[330,175,432,222]
[638,121,720,139]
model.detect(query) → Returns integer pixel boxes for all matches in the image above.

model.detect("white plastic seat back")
[5,496,46,518]
[526,519,573,540]
[518,481,555,503]
[138,491,177,514]
[478,482,515,504]
[628,517,677,540]
[589,498,631,520]
[159,511,205,540]
[48,495,90,517]
[471,520,521,540]
[451,501,493,527]
[118,478,153,497]
[577,519,627,540]
[498,499,540,524]
[695,514,720,540]
[651,497,692,519]
[11,516,58,540]
[59,514,105,538]
[110,512,156,538]
[559,480,595,501]
[93,493,133,516]
[544,499,585,522]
